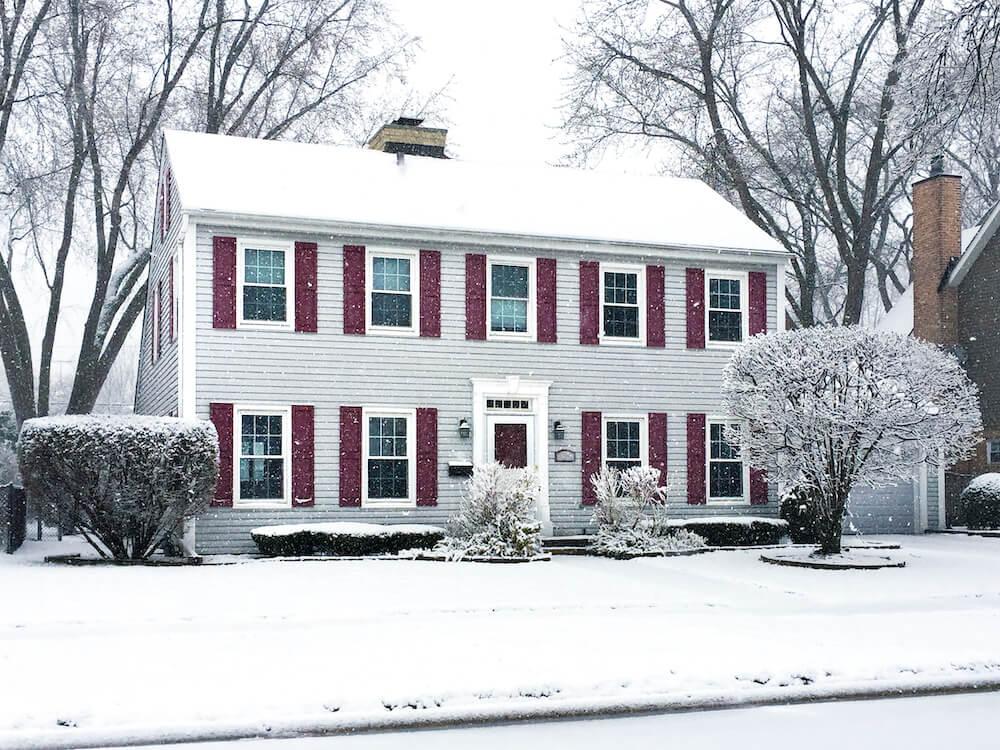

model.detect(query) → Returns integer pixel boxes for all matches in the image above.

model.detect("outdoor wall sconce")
[458,418,471,439]
[552,420,565,440]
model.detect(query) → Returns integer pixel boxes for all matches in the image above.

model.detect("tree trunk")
[816,490,848,555]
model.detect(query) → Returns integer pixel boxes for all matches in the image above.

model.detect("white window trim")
[706,417,750,505]
[233,404,292,508]
[705,270,749,349]
[236,238,295,330]
[362,407,417,509]
[486,255,536,342]
[151,281,161,363]
[602,414,648,470]
[599,262,646,346]
[987,439,1000,465]
[365,248,420,337]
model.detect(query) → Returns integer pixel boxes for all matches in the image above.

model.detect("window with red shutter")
[210,403,234,507]
[536,257,557,343]
[465,253,487,340]
[343,246,366,335]
[686,413,706,504]
[212,236,237,329]
[419,250,441,337]
[339,406,362,506]
[295,241,318,333]
[579,261,599,345]
[686,268,706,349]
[581,411,602,504]
[416,408,438,506]
[292,405,315,507]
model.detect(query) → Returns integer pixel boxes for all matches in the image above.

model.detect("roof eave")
[948,199,1000,288]
[182,207,790,263]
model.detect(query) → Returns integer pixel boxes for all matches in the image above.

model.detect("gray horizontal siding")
[194,223,781,554]
[134,165,182,417]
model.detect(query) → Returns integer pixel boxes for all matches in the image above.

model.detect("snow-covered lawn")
[2,534,1000,744]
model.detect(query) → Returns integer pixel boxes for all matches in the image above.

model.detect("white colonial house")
[136,119,797,554]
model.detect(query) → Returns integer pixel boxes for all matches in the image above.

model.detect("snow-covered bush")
[723,327,981,555]
[590,466,705,556]
[780,485,821,544]
[961,474,1000,530]
[438,462,543,559]
[672,517,787,547]
[252,522,444,556]
[18,416,218,560]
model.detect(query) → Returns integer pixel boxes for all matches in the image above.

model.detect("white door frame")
[471,376,552,535]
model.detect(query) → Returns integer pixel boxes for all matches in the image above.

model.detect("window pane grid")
[708,277,742,342]
[490,264,529,333]
[367,416,410,500]
[603,271,639,338]
[708,422,743,499]
[606,420,641,472]
[243,248,287,322]
[239,413,284,501]
[988,440,1000,464]
[371,256,413,328]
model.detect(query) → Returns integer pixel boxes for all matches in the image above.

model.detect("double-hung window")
[988,439,1000,465]
[238,409,289,504]
[601,264,644,343]
[603,416,647,472]
[368,251,418,333]
[707,420,746,502]
[488,257,534,339]
[706,272,747,344]
[238,241,291,327]
[363,409,416,506]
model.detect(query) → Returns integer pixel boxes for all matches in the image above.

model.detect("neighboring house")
[871,156,1000,526]
[136,119,792,554]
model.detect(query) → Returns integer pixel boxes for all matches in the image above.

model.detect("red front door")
[494,423,528,468]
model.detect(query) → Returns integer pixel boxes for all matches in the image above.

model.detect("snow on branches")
[722,327,981,554]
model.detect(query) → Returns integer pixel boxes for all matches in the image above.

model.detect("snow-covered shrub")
[251,522,445,556]
[18,416,218,560]
[723,327,981,555]
[780,485,821,544]
[961,474,1000,530]
[590,466,704,556]
[438,462,543,559]
[675,517,787,546]
[0,444,18,486]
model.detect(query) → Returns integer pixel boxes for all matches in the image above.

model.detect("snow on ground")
[124,692,1000,750]
[2,535,1000,742]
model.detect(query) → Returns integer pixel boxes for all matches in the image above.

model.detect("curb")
[5,674,1000,749]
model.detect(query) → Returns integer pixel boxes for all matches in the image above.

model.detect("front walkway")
[2,535,1000,746]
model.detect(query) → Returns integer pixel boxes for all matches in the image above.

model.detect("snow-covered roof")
[948,201,1000,287]
[163,130,785,255]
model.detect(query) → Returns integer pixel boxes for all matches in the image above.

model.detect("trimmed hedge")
[780,486,821,544]
[251,523,445,556]
[665,518,788,547]
[962,474,1000,530]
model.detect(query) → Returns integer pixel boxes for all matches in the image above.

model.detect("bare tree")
[563,0,994,326]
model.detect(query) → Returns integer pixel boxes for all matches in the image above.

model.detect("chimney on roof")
[912,155,961,345]
[367,117,448,159]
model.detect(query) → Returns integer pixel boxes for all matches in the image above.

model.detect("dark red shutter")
[165,168,172,230]
[579,261,600,345]
[686,268,705,349]
[749,271,768,336]
[156,280,164,358]
[581,411,602,505]
[212,236,237,329]
[646,265,665,347]
[210,403,234,507]
[159,183,165,241]
[687,413,706,504]
[416,407,438,506]
[750,468,768,505]
[291,405,315,507]
[295,241,318,333]
[465,253,487,340]
[648,412,668,488]
[168,259,175,341]
[420,250,441,338]
[343,245,366,335]
[339,406,362,506]
[537,257,557,343]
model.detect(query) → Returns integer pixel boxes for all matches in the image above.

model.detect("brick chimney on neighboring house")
[367,117,448,159]
[911,155,961,345]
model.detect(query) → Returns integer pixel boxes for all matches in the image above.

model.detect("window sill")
[706,499,750,506]
[362,500,418,509]
[598,336,645,347]
[236,321,294,332]
[232,501,293,510]
[487,331,535,342]
[705,340,743,350]
[367,326,420,337]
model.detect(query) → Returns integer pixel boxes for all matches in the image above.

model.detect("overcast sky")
[387,0,652,174]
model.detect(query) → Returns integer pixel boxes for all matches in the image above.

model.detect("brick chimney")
[367,117,448,159]
[912,156,961,345]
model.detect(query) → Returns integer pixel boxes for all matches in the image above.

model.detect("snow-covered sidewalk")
[2,535,1000,747]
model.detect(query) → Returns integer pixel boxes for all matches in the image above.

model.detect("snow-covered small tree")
[440,462,543,559]
[722,327,982,555]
